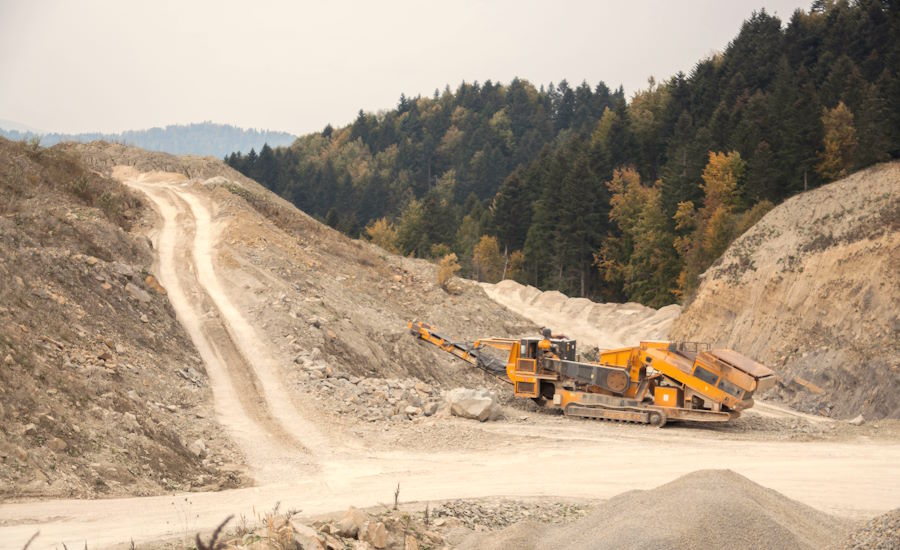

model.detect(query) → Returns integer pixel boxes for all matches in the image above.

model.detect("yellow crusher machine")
[408,321,776,426]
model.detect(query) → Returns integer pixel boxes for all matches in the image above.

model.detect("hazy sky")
[1,0,811,136]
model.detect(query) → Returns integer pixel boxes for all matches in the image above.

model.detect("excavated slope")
[0,138,244,499]
[671,162,900,419]
[457,470,851,550]
[62,142,534,385]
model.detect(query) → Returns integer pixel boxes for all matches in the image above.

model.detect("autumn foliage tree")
[364,217,399,253]
[674,151,745,297]
[472,235,503,282]
[597,168,679,307]
[816,101,858,181]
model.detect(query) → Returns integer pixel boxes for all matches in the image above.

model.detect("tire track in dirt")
[127,175,324,483]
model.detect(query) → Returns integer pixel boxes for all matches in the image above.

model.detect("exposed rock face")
[446,388,500,422]
[670,162,900,419]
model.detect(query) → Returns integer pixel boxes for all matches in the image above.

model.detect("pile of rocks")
[294,349,443,422]
[432,499,590,530]
[222,506,444,550]
[837,509,900,549]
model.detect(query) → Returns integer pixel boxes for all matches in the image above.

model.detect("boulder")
[362,521,388,549]
[125,282,152,303]
[336,506,370,538]
[188,438,208,458]
[422,402,439,417]
[848,414,866,426]
[145,274,167,294]
[446,388,500,422]
[112,262,135,279]
[290,519,325,549]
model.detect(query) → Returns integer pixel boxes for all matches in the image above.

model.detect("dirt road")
[2,173,898,549]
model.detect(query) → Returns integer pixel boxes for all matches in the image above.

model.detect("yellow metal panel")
[654,387,680,408]
[516,357,537,374]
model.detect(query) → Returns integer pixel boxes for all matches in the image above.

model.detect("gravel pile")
[835,508,900,549]
[294,348,443,422]
[458,469,851,549]
[433,499,589,530]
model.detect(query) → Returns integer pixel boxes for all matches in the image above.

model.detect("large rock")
[188,438,208,458]
[336,506,370,538]
[446,388,500,422]
[362,521,387,549]
[125,282,152,303]
[290,518,325,549]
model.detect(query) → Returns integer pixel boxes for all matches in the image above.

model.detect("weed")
[195,515,233,550]
[21,531,39,550]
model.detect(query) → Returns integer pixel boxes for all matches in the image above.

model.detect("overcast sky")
[1,0,811,136]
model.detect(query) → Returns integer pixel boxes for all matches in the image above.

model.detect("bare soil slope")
[0,138,243,499]
[671,162,900,419]
[63,142,533,386]
[456,469,852,550]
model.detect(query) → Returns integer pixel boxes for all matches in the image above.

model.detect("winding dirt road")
[2,172,898,549]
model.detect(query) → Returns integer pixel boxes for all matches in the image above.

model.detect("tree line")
[227,0,899,307]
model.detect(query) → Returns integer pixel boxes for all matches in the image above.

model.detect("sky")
[0,0,812,136]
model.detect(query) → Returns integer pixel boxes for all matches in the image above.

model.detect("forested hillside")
[227,1,899,306]
[0,122,295,158]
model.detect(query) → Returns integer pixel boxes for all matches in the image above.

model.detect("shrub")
[437,253,460,291]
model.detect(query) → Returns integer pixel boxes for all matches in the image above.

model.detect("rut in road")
[128,175,328,484]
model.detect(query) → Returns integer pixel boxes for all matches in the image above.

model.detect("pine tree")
[745,141,778,203]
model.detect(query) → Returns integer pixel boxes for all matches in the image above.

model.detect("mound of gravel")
[458,470,851,549]
[835,508,900,549]
[481,280,680,349]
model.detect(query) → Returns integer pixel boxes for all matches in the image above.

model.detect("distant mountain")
[0,121,296,158]
[0,118,44,134]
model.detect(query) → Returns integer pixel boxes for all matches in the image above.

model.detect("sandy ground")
[481,280,681,349]
[2,172,898,549]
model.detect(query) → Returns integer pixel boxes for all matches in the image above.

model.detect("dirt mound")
[671,162,900,419]
[482,279,680,349]
[0,138,244,498]
[458,470,851,549]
